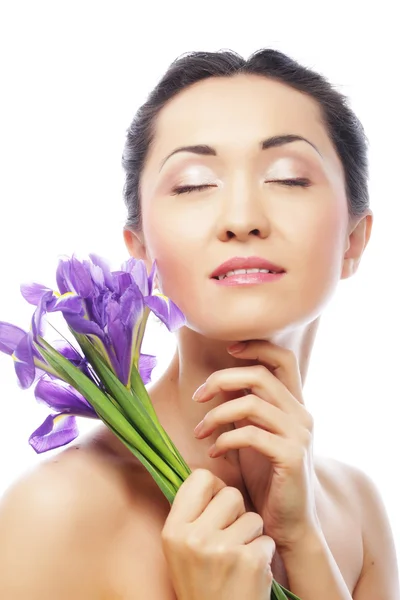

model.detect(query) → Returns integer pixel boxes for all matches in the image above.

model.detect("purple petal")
[88,253,114,290]
[70,255,93,298]
[121,256,139,276]
[106,299,128,383]
[84,289,108,329]
[20,282,52,306]
[29,413,79,453]
[138,353,157,385]
[144,295,186,331]
[1,323,53,386]
[13,330,36,389]
[31,290,54,340]
[48,293,84,315]
[63,312,104,338]
[148,261,157,295]
[122,259,149,296]
[56,258,73,294]
[0,321,27,355]
[51,340,83,362]
[51,340,97,383]
[34,376,97,417]
[112,271,133,296]
[110,286,145,385]
[120,284,144,327]
[83,259,104,289]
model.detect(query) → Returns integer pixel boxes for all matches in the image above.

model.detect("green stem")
[37,338,184,490]
[271,579,301,599]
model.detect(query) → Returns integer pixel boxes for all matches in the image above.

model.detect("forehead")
[150,74,329,158]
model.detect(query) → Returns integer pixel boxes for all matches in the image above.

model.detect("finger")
[167,469,226,524]
[221,511,265,546]
[195,486,246,532]
[195,395,294,439]
[194,365,297,415]
[210,425,299,464]
[228,340,305,406]
[243,534,276,571]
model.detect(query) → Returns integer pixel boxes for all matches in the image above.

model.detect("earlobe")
[340,211,373,280]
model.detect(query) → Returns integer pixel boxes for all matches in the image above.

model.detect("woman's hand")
[192,340,321,554]
[161,469,275,600]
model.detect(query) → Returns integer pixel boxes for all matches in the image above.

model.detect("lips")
[211,256,285,279]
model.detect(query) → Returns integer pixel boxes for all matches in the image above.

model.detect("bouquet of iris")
[0,253,300,600]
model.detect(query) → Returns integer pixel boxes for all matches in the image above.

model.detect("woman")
[0,48,398,599]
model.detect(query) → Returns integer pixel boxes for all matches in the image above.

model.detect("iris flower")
[0,254,187,488]
[0,253,300,600]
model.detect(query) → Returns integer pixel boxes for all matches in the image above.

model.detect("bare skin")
[1,73,398,598]
[40,407,363,598]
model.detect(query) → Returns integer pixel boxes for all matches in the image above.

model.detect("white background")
[0,0,399,565]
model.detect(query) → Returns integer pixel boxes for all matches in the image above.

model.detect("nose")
[215,176,271,242]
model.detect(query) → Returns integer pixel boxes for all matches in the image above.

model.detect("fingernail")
[193,420,205,436]
[192,383,206,401]
[227,342,247,353]
[209,443,217,457]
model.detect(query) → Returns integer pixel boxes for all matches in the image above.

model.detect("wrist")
[277,525,325,561]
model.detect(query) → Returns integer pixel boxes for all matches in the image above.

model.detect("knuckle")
[161,524,182,548]
[210,540,231,558]
[243,548,266,572]
[220,485,244,505]
[248,394,260,411]
[248,537,276,571]
[254,364,266,378]
[248,511,264,526]
[250,424,264,440]
[193,467,212,479]
[191,468,215,486]
[247,512,265,534]
[185,530,206,552]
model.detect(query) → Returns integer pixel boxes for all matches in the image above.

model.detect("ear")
[123,228,160,287]
[123,227,147,259]
[341,210,373,280]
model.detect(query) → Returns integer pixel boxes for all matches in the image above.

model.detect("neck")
[149,319,321,466]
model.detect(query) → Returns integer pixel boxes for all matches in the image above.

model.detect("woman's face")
[134,74,357,341]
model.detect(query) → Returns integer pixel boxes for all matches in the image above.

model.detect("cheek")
[310,206,346,268]
[142,203,205,299]
[293,202,347,302]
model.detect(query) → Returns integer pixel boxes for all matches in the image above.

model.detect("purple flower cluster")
[0,254,185,453]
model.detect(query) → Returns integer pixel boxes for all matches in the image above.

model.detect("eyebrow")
[159,134,322,171]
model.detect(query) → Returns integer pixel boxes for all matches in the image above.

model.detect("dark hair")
[122,48,369,231]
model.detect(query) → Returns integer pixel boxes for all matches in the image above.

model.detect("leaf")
[130,362,191,478]
[73,332,190,481]
[105,419,178,504]
[271,580,302,599]
[37,336,184,490]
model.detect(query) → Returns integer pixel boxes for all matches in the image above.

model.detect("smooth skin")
[0,73,398,599]
[193,339,318,553]
[162,469,275,600]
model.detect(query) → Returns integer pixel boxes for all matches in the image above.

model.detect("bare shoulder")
[1,425,175,599]
[0,430,151,599]
[315,455,400,599]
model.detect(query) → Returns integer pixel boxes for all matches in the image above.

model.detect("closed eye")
[269,178,311,187]
[171,178,311,195]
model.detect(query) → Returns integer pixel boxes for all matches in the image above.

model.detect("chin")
[191,319,284,343]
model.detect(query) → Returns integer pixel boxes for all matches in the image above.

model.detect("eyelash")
[171,178,311,195]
